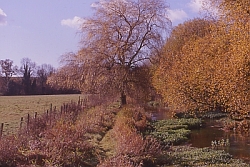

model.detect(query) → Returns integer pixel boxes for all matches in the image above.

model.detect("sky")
[0,0,206,68]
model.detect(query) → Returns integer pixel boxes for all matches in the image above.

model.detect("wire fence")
[0,96,88,139]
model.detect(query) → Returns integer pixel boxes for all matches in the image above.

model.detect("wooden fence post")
[27,113,30,131]
[61,105,63,114]
[50,103,52,112]
[34,112,37,122]
[49,109,52,126]
[54,106,56,119]
[0,123,3,139]
[78,96,81,106]
[20,117,23,130]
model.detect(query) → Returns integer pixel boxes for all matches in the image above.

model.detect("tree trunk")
[120,91,127,106]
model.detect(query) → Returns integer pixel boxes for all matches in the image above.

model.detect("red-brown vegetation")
[98,106,164,167]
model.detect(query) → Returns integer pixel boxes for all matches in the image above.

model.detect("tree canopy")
[153,0,249,114]
[49,0,171,105]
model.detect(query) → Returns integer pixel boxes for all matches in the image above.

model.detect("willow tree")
[51,0,171,105]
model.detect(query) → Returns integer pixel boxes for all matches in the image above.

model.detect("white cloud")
[91,0,128,9]
[91,0,109,8]
[91,2,99,8]
[188,0,204,13]
[188,0,219,16]
[0,8,7,26]
[168,9,188,22]
[61,16,85,29]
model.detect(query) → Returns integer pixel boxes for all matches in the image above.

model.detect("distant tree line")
[0,58,80,96]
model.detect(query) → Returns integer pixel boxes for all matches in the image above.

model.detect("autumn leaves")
[153,0,249,114]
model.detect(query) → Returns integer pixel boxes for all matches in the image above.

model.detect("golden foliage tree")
[153,18,217,112]
[153,0,249,114]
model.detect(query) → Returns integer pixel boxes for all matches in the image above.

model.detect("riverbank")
[0,101,249,166]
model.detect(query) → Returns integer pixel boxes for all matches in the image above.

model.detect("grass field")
[0,94,85,135]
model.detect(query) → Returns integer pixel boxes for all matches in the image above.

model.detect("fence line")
[0,96,88,139]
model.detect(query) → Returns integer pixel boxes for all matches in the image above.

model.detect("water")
[190,120,250,163]
[153,111,250,163]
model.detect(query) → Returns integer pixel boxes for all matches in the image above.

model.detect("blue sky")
[0,0,205,68]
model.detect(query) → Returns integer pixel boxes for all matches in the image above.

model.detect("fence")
[0,96,88,139]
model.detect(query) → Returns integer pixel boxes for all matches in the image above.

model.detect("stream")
[189,120,250,163]
[153,111,250,163]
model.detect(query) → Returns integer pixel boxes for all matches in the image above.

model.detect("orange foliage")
[153,0,249,115]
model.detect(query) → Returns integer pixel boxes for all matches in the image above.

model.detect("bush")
[0,136,26,166]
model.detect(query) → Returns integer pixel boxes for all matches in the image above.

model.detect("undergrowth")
[0,99,249,166]
[0,100,117,166]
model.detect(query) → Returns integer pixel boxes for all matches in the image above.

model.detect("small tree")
[0,59,18,94]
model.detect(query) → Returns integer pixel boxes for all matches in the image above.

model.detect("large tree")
[153,0,249,114]
[153,18,216,112]
[50,0,171,105]
[20,58,37,95]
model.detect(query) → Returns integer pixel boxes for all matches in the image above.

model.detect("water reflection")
[190,120,250,163]
[153,111,250,163]
[190,120,226,148]
[151,108,172,121]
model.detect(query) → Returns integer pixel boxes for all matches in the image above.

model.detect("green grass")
[0,94,85,135]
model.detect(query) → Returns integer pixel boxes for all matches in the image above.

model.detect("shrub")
[41,121,95,166]
[0,136,26,166]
